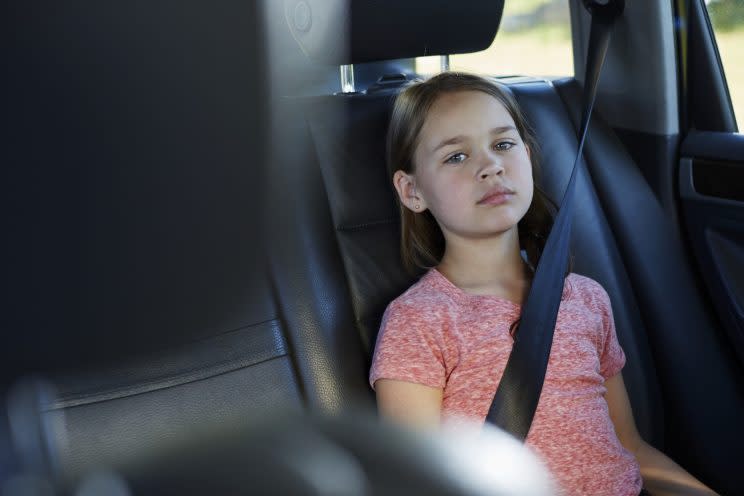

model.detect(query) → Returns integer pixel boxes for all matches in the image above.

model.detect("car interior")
[3,0,744,494]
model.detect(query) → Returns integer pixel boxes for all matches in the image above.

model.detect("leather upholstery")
[285,0,504,65]
[556,79,744,485]
[41,270,305,481]
[304,96,420,354]
[2,0,313,483]
[266,104,375,413]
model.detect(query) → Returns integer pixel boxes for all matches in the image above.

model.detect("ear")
[393,170,427,213]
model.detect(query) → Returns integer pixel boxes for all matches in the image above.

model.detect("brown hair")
[387,72,559,276]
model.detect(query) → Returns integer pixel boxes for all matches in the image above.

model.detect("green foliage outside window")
[706,0,744,32]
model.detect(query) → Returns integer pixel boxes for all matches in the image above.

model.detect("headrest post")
[339,64,356,93]
[440,55,450,72]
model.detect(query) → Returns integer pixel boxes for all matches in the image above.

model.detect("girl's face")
[395,90,534,243]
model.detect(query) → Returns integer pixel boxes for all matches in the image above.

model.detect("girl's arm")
[605,373,718,495]
[375,379,443,429]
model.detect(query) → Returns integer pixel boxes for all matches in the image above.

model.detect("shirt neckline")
[427,267,573,307]
[428,267,524,308]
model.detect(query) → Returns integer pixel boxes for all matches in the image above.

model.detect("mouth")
[477,186,515,205]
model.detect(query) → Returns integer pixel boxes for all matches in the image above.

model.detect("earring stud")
[414,203,421,210]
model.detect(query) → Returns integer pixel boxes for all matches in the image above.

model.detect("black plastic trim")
[686,0,738,132]
[692,160,744,202]
[681,130,744,162]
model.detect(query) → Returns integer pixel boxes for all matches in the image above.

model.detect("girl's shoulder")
[379,270,460,339]
[566,272,612,310]
[388,269,459,313]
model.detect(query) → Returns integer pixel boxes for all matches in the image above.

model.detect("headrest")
[285,0,504,65]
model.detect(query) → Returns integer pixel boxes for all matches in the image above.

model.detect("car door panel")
[679,132,744,366]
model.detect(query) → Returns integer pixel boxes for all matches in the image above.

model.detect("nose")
[476,151,504,180]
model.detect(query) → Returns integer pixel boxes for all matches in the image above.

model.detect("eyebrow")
[431,126,518,153]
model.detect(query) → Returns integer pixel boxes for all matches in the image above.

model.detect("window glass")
[416,0,573,77]
[704,0,744,125]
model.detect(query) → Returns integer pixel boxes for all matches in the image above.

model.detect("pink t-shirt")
[370,269,642,496]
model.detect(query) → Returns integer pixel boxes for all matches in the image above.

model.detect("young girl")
[369,72,716,496]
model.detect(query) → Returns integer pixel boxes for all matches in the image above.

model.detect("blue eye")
[444,152,467,164]
[494,141,515,151]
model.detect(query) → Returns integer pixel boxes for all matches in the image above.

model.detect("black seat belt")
[486,0,626,441]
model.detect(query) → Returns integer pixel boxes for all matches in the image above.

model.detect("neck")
[437,227,529,297]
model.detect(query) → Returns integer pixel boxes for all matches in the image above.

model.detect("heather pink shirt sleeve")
[369,298,447,390]
[597,285,626,379]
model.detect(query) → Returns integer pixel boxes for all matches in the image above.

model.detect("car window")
[704,0,743,126]
[416,0,572,77]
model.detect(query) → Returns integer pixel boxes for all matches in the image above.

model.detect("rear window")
[704,0,743,126]
[416,0,573,77]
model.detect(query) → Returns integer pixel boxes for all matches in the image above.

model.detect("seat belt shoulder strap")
[485,0,625,441]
